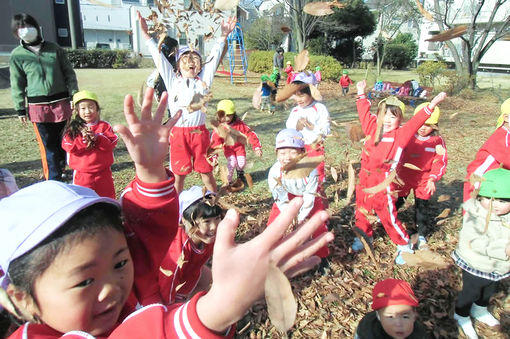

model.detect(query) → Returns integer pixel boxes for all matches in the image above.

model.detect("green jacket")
[9,41,78,114]
[456,198,510,275]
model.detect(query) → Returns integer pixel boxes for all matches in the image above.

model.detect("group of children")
[2,11,509,339]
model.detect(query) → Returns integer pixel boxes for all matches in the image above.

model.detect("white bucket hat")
[178,186,214,222]
[0,181,119,289]
[275,128,305,150]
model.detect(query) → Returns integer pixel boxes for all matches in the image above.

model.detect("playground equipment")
[225,22,248,84]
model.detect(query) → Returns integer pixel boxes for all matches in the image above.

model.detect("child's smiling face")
[378,304,417,339]
[383,108,401,133]
[192,216,222,244]
[294,91,313,108]
[480,197,510,216]
[417,124,435,137]
[178,52,202,78]
[276,147,303,166]
[77,99,99,124]
[27,228,134,336]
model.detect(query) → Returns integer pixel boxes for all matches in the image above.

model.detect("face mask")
[18,27,38,43]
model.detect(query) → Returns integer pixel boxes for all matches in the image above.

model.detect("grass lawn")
[0,67,509,338]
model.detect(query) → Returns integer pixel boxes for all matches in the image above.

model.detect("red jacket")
[62,120,117,172]
[356,96,432,195]
[158,228,214,304]
[398,134,448,186]
[339,75,353,87]
[210,119,261,157]
[8,174,233,339]
[466,125,510,181]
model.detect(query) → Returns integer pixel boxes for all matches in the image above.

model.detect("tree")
[244,17,285,50]
[428,0,510,89]
[382,33,418,69]
[314,0,376,65]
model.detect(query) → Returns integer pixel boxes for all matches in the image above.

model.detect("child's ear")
[6,284,41,323]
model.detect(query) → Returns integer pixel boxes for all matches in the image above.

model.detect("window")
[57,28,68,37]
[96,16,99,22]
[55,0,65,4]
[108,15,110,22]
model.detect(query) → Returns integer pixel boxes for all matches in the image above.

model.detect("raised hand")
[136,10,151,40]
[356,80,366,95]
[113,89,181,183]
[220,17,236,39]
[430,92,447,109]
[196,198,334,332]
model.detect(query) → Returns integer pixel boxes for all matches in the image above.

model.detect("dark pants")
[396,196,430,236]
[33,121,67,181]
[455,269,498,317]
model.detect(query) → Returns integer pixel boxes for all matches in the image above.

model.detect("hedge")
[248,50,343,81]
[66,49,140,69]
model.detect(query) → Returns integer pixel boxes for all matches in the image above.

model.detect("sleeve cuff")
[357,94,366,99]
[186,292,235,338]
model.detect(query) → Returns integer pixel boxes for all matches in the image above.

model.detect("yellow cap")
[496,98,510,128]
[414,102,440,125]
[217,99,235,115]
[379,96,405,116]
[73,90,99,106]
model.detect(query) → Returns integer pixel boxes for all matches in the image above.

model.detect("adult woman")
[9,13,78,181]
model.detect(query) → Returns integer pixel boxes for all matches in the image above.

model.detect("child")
[270,67,281,88]
[463,98,510,201]
[452,168,510,339]
[210,100,262,186]
[0,169,18,199]
[137,11,236,193]
[267,128,330,271]
[339,69,353,96]
[353,80,446,265]
[284,61,294,84]
[355,278,428,339]
[158,186,225,305]
[397,103,448,247]
[62,90,117,199]
[260,75,273,112]
[314,66,322,87]
[0,88,334,338]
[285,72,330,183]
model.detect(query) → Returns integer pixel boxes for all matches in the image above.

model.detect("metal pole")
[67,0,77,49]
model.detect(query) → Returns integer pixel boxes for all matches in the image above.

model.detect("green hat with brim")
[343,70,348,74]
[478,168,510,199]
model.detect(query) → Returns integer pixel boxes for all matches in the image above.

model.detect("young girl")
[210,100,262,186]
[355,279,428,339]
[284,61,295,84]
[314,66,322,87]
[463,98,510,201]
[259,75,273,112]
[285,72,330,184]
[157,186,225,305]
[62,90,117,199]
[0,88,334,339]
[339,69,353,96]
[453,168,510,339]
[353,80,446,264]
[397,103,448,247]
[267,128,330,272]
[137,11,236,193]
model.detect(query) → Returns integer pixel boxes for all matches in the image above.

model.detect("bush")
[437,70,470,95]
[416,60,447,88]
[66,49,140,68]
[248,50,343,81]
[307,36,330,56]
[383,44,413,69]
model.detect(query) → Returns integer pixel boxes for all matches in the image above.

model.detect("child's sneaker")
[395,243,414,265]
[454,313,479,339]
[417,235,429,250]
[470,304,500,327]
[351,237,373,252]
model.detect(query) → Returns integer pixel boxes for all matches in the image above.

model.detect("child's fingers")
[283,256,321,278]
[164,109,182,130]
[214,209,240,252]
[140,88,155,121]
[114,124,134,150]
[258,198,303,251]
[271,210,330,262]
[153,92,169,124]
[122,94,140,127]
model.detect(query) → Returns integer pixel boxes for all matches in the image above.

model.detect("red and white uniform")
[284,65,294,84]
[463,125,510,201]
[398,134,448,200]
[210,119,262,158]
[355,96,432,245]
[158,228,214,305]
[146,38,225,175]
[267,162,329,258]
[339,75,353,88]
[62,120,117,198]
[8,174,233,339]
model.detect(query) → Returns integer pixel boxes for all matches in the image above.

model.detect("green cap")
[343,70,348,74]
[261,75,270,81]
[315,66,321,71]
[478,168,510,199]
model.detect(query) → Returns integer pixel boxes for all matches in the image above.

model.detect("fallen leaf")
[175,282,186,292]
[265,263,297,333]
[331,166,338,182]
[362,171,396,194]
[437,194,451,202]
[401,250,449,269]
[403,163,422,171]
[283,155,324,179]
[245,173,254,188]
[294,50,309,72]
[435,208,451,219]
[346,162,356,202]
[159,266,173,277]
[219,165,229,185]
[176,252,187,268]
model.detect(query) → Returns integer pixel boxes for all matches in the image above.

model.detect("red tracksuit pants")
[355,183,409,246]
[267,194,330,258]
[73,168,116,199]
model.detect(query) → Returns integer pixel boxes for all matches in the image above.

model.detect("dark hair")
[380,104,404,120]
[292,80,312,97]
[276,47,284,54]
[161,36,178,68]
[11,13,41,40]
[227,113,238,123]
[7,203,123,299]
[181,195,225,234]
[177,51,202,76]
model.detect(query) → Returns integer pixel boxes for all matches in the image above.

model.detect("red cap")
[371,279,419,310]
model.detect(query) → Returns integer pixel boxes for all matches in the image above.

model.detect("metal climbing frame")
[226,22,248,84]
